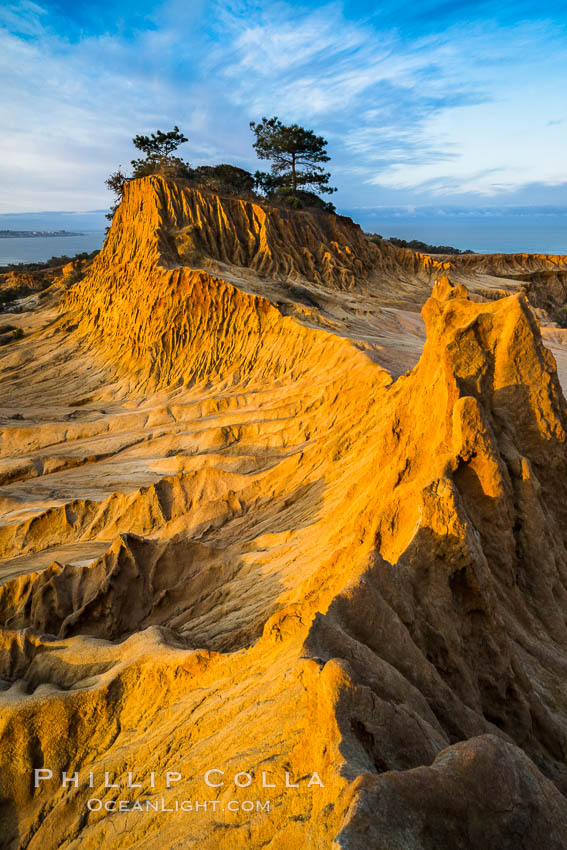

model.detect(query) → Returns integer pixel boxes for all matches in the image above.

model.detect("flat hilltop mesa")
[1,175,567,849]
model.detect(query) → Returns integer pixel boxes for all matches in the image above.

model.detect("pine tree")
[130,126,191,178]
[250,117,336,205]
[105,127,191,226]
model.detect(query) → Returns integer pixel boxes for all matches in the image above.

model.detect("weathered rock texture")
[0,176,567,849]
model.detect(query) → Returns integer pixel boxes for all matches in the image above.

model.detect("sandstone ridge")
[0,180,566,848]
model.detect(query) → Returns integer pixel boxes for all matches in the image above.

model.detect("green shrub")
[192,164,255,195]
[385,236,474,255]
[556,306,567,328]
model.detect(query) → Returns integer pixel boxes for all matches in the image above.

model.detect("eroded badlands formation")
[1,176,567,848]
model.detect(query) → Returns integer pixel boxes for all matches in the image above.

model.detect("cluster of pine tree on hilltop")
[106,118,337,222]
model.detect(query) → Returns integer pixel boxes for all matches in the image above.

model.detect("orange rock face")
[1,177,567,849]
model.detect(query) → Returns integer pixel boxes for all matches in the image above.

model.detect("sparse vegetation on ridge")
[0,250,99,275]
[0,250,99,311]
[105,120,338,223]
[368,233,475,255]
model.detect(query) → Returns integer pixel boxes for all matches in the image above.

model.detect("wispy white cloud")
[1,0,566,211]
[0,1,47,36]
[209,4,567,202]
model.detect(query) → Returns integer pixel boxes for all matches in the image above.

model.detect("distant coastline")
[0,231,105,265]
[0,229,84,239]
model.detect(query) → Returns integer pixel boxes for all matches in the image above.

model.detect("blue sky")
[1,0,566,214]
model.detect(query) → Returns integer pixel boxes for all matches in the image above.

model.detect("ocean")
[343,210,567,255]
[0,232,106,266]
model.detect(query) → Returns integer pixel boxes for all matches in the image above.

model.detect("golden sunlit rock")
[1,176,567,848]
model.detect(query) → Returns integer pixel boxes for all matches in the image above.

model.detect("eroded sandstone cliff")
[0,177,567,849]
